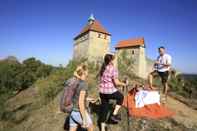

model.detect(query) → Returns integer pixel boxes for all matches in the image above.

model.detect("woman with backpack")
[69,64,94,131]
[98,53,126,131]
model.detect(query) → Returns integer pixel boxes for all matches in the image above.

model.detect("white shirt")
[156,53,172,72]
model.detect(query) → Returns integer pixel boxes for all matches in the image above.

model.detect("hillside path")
[167,96,197,128]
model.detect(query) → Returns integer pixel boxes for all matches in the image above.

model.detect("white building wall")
[116,45,147,79]
[73,31,110,63]
[88,31,110,62]
[138,46,147,78]
[73,34,89,60]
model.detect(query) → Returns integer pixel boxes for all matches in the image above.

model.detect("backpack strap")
[70,113,88,131]
[74,79,81,92]
[70,114,81,125]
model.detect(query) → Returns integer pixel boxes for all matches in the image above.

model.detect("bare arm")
[79,90,86,123]
[161,58,172,67]
[156,55,172,67]
[112,67,126,87]
[114,78,126,87]
[161,63,171,67]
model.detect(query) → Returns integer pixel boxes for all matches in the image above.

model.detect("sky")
[0,0,197,73]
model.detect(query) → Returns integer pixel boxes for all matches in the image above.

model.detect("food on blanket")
[123,87,175,119]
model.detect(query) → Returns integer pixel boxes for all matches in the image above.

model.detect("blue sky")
[0,0,197,73]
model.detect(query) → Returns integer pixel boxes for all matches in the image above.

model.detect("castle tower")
[73,14,111,63]
[115,38,147,78]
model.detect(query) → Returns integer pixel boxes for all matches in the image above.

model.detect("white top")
[156,53,172,72]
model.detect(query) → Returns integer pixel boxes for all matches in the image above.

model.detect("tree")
[23,57,42,72]
[0,58,22,91]
[0,57,54,92]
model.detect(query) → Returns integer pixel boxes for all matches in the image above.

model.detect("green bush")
[0,56,54,92]
[35,59,86,103]
[167,74,197,98]
[35,68,67,103]
[117,50,140,80]
[0,88,14,120]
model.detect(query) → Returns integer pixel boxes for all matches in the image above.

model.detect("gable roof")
[115,38,145,49]
[74,20,111,40]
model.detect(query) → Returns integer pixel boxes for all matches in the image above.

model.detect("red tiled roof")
[74,20,111,40]
[115,38,145,49]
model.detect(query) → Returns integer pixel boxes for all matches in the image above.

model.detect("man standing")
[148,46,172,103]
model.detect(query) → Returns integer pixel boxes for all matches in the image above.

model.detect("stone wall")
[73,30,154,79]
[73,31,110,63]
[138,46,147,78]
[73,33,89,60]
[116,46,147,78]
[88,31,110,62]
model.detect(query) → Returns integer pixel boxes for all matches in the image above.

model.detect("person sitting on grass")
[69,64,94,131]
[98,53,126,131]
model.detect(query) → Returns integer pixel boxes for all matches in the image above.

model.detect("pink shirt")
[99,63,118,94]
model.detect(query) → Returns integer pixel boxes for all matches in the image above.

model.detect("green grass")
[0,88,15,120]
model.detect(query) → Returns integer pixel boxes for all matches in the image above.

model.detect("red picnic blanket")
[123,88,175,119]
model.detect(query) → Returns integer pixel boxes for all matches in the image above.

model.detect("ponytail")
[99,54,114,77]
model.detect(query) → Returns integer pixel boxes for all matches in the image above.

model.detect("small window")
[98,33,101,38]
[132,50,135,55]
[104,34,107,39]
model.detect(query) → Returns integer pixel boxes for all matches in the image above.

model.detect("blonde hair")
[74,64,88,77]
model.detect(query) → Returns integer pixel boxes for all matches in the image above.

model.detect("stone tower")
[115,38,147,78]
[73,14,111,63]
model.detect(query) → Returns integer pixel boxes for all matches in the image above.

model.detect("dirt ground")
[0,87,197,131]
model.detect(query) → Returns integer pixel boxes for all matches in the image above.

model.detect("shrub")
[0,56,54,92]
[117,50,139,80]
[35,68,67,103]
[35,59,86,103]
[0,88,14,120]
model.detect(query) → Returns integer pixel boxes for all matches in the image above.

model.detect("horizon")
[1,0,197,74]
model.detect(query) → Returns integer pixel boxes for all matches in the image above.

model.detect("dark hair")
[158,46,165,50]
[99,54,114,77]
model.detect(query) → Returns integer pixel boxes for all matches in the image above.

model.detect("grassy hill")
[0,58,197,131]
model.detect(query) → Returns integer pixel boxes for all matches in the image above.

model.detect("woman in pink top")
[98,53,126,130]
